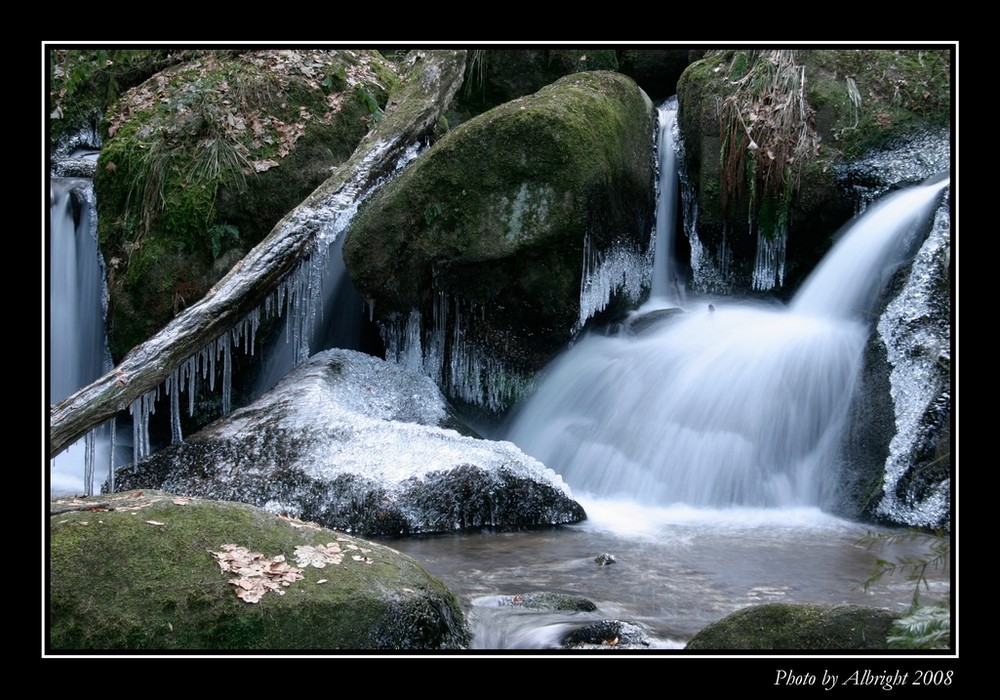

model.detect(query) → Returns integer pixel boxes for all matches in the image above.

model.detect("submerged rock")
[562,619,652,649]
[495,592,598,612]
[113,349,585,535]
[49,490,469,650]
[685,603,900,650]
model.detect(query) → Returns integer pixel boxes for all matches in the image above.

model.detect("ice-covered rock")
[113,349,586,535]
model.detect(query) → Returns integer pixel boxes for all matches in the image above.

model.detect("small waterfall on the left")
[49,175,120,495]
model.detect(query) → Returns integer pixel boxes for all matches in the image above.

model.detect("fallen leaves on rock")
[211,544,305,604]
[293,543,344,568]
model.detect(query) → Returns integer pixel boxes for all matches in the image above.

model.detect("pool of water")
[390,499,951,650]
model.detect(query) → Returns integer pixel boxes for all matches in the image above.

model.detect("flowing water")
[48,97,951,650]
[425,108,950,648]
[48,177,123,495]
[395,175,951,649]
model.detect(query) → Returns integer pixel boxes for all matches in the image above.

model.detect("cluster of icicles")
[113,255,326,492]
[68,141,425,496]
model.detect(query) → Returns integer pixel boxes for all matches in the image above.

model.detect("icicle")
[401,309,423,372]
[207,340,217,392]
[108,417,116,494]
[129,389,157,464]
[576,236,648,330]
[752,226,788,291]
[222,330,233,416]
[249,307,259,356]
[167,367,183,444]
[183,356,197,417]
[130,398,141,465]
[84,429,95,497]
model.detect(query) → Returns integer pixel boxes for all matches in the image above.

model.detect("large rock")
[839,182,951,529]
[113,349,585,535]
[676,49,950,296]
[685,603,900,650]
[94,49,399,361]
[49,490,469,650]
[345,70,656,412]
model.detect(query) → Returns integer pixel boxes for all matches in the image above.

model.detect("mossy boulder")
[676,48,951,295]
[93,49,398,361]
[685,603,900,650]
[49,490,469,650]
[344,70,655,412]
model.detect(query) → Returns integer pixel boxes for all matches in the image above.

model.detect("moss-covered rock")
[344,70,655,411]
[685,603,900,650]
[676,48,951,296]
[49,490,469,650]
[94,49,398,361]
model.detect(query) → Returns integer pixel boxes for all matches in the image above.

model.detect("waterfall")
[253,143,424,396]
[49,177,119,495]
[507,157,949,508]
[793,174,950,319]
[650,98,680,302]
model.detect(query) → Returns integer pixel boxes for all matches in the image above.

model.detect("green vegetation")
[718,50,818,240]
[49,49,191,149]
[807,49,951,160]
[856,528,951,650]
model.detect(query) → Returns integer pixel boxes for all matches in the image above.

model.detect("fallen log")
[49,50,467,457]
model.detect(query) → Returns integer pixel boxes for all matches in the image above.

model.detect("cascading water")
[650,99,680,302]
[49,176,120,495]
[508,166,949,509]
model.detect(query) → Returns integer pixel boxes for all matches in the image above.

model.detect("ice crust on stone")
[203,349,572,497]
[839,130,951,204]
[115,140,424,471]
[115,348,584,533]
[875,197,951,528]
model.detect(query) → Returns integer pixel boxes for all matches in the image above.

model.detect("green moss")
[347,71,650,313]
[807,49,951,160]
[685,603,901,650]
[93,50,400,361]
[49,492,468,650]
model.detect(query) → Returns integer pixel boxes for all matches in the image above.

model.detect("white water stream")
[47,94,951,650]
